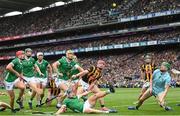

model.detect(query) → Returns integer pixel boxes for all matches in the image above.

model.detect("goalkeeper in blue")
[128,62,172,111]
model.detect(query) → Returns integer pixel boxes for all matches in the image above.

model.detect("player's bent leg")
[5,81,19,113]
[128,89,152,110]
[136,88,152,109]
[36,80,46,107]
[138,87,147,100]
[28,90,36,109]
[88,91,110,106]
[46,89,53,106]
[7,90,17,113]
[84,108,109,114]
[84,91,117,114]
[27,79,39,109]
[0,102,11,111]
[24,77,43,95]
[55,82,68,107]
[0,102,11,109]
[28,82,43,95]
[14,80,25,109]
[91,85,108,111]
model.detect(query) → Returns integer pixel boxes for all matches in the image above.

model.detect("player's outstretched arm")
[160,85,170,104]
[76,65,84,72]
[52,61,63,76]
[149,75,153,95]
[72,70,89,79]
[78,91,91,99]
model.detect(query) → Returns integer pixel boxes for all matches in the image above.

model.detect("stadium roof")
[0,0,82,17]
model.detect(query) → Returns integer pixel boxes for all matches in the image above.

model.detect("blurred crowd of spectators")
[79,49,179,88]
[0,48,179,88]
[122,0,179,18]
[0,30,179,57]
[0,0,179,37]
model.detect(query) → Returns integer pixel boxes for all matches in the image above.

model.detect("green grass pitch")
[0,88,180,115]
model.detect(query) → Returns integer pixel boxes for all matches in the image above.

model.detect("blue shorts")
[152,88,163,97]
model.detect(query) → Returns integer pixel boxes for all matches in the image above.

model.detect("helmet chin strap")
[160,69,166,73]
[26,55,31,58]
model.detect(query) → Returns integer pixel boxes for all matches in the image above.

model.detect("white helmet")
[36,52,43,57]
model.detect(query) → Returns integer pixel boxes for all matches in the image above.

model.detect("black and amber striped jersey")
[141,63,156,82]
[82,65,102,84]
[48,79,61,96]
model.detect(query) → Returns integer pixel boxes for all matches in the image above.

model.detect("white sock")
[57,103,62,107]
[106,90,111,94]
[37,100,41,105]
[104,111,109,113]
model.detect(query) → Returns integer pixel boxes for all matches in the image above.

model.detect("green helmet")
[66,50,74,54]
[25,48,32,53]
[161,62,171,70]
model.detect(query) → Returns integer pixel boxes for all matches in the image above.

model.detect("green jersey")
[58,56,77,80]
[5,58,23,82]
[35,59,49,78]
[22,57,36,77]
[70,62,81,81]
[63,96,84,113]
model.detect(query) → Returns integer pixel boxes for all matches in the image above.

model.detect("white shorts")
[79,79,89,91]
[83,100,93,113]
[4,78,20,90]
[23,76,36,84]
[142,82,150,89]
[72,79,79,84]
[55,78,68,87]
[35,78,47,86]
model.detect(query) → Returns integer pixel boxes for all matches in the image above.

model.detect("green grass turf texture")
[0,88,180,115]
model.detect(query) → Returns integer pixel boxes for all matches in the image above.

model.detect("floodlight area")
[1,0,83,17]
[29,7,43,12]
[4,11,22,17]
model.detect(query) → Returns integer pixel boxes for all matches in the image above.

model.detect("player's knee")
[139,98,144,103]
[19,85,26,90]
[10,95,15,100]
[84,108,91,113]
[93,94,98,99]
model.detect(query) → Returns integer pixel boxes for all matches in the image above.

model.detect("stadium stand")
[0,0,179,37]
[0,0,179,88]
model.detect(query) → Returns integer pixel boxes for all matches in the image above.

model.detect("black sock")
[17,97,22,101]
[101,105,105,108]
[136,106,139,110]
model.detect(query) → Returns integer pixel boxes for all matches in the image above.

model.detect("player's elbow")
[52,62,58,69]
[78,67,84,72]
[6,64,11,70]
[84,70,89,74]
